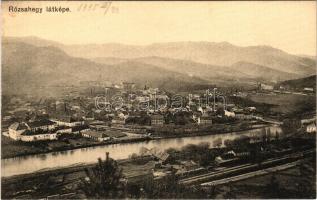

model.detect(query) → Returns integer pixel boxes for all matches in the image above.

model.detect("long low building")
[8,119,57,141]
[82,130,127,141]
[20,130,57,142]
[51,116,85,127]
[81,131,110,142]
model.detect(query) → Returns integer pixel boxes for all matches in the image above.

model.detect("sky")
[2,1,316,55]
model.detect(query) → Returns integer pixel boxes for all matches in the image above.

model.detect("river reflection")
[2,126,282,177]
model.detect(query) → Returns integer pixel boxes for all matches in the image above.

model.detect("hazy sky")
[2,1,316,55]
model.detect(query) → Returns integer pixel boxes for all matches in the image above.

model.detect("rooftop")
[54,116,84,123]
[83,130,107,138]
[21,129,56,136]
[28,119,56,128]
[9,122,28,131]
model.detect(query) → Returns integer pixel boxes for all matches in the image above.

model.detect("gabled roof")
[83,130,107,138]
[28,119,56,128]
[21,129,56,136]
[55,116,84,123]
[9,122,28,131]
[151,150,170,162]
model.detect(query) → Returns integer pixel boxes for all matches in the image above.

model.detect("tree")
[281,118,301,135]
[140,170,212,199]
[181,142,213,167]
[129,153,138,160]
[231,136,251,152]
[164,111,174,124]
[275,131,280,141]
[79,152,125,199]
[216,107,225,116]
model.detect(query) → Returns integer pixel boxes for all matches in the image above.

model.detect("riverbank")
[1,122,271,159]
[1,135,151,159]
[2,156,156,199]
[2,136,315,199]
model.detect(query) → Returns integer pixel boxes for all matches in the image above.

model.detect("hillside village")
[2,79,316,151]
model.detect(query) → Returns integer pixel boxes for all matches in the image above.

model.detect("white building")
[51,116,85,127]
[20,130,58,142]
[27,119,56,132]
[8,122,28,140]
[303,87,314,92]
[224,110,235,117]
[306,123,316,133]
[82,130,110,142]
[259,83,274,90]
[8,119,58,141]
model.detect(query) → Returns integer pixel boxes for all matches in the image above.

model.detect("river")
[1,126,282,177]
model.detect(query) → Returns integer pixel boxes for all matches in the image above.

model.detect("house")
[306,123,316,133]
[259,83,274,91]
[246,107,256,112]
[82,130,126,141]
[151,114,164,126]
[303,87,314,92]
[71,125,90,134]
[27,119,56,132]
[200,113,212,125]
[111,117,126,126]
[8,122,28,140]
[51,116,85,127]
[180,160,199,171]
[56,127,72,134]
[7,120,58,141]
[136,96,150,102]
[20,130,57,142]
[301,117,316,126]
[88,120,109,131]
[89,124,109,131]
[192,111,202,123]
[82,130,111,141]
[234,111,253,120]
[221,150,236,159]
[122,82,136,91]
[152,151,171,165]
[224,110,235,117]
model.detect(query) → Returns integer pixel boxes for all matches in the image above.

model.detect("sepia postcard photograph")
[1,1,316,199]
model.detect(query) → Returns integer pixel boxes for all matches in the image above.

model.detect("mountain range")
[2,36,316,95]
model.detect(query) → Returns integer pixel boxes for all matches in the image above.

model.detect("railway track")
[179,149,314,185]
[200,160,302,186]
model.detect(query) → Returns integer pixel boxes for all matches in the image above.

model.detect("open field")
[248,93,316,116]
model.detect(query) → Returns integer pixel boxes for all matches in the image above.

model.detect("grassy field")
[1,135,45,158]
[248,93,316,117]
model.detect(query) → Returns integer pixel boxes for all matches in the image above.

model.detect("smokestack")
[106,152,109,161]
